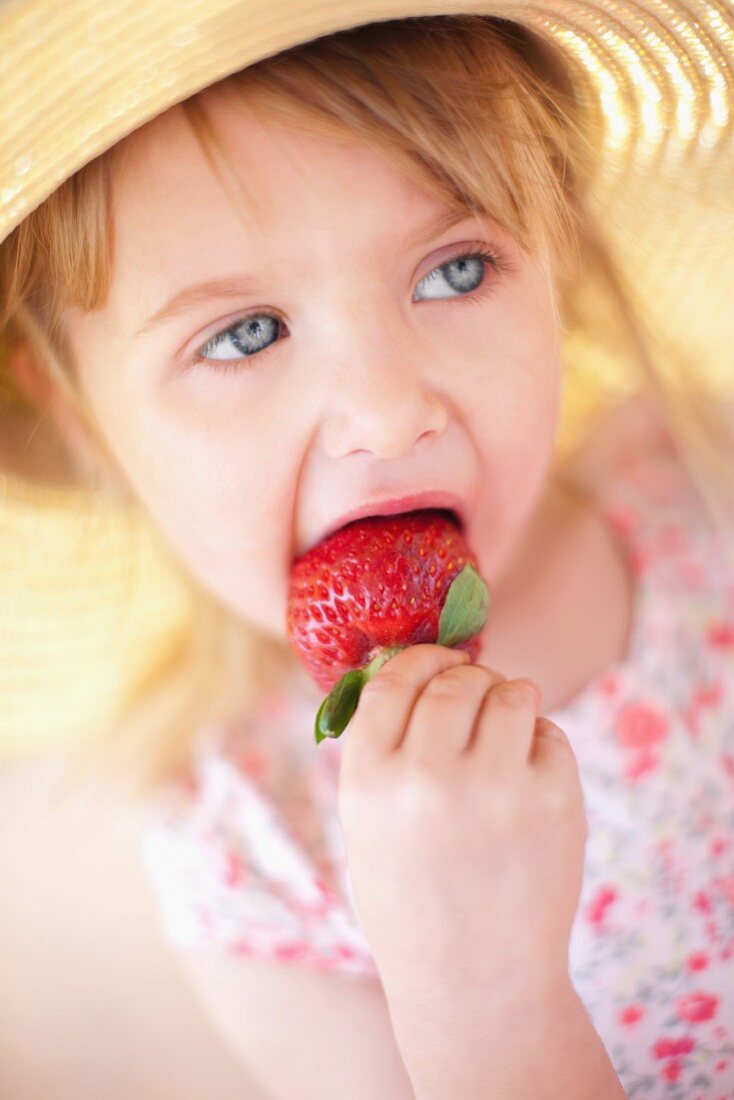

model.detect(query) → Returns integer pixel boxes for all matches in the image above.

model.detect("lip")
[308,489,469,556]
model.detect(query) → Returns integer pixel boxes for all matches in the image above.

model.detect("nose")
[316,326,449,460]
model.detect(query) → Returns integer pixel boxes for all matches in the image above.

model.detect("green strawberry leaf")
[314,668,366,743]
[437,562,490,648]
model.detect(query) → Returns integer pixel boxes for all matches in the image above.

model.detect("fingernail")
[543,722,566,742]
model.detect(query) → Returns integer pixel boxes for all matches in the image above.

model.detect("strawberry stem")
[363,645,405,681]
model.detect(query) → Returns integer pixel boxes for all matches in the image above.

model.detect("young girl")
[2,9,733,1099]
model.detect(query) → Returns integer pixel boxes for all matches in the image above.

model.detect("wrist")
[387,973,625,1100]
[388,961,577,1039]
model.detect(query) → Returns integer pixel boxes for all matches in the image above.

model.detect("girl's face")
[64,90,561,643]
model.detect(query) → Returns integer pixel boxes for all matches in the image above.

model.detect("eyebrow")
[133,209,475,338]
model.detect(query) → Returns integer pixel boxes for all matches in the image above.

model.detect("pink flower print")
[710,835,729,858]
[623,747,660,781]
[232,939,256,957]
[289,889,330,921]
[714,874,734,907]
[686,951,710,972]
[721,873,734,900]
[722,753,734,779]
[585,884,618,928]
[695,679,723,709]
[274,941,310,962]
[683,702,701,739]
[705,918,720,944]
[721,935,734,961]
[652,1035,695,1059]
[675,991,719,1023]
[315,879,334,903]
[661,1060,683,1082]
[616,701,669,751]
[715,1060,729,1073]
[599,674,620,697]
[693,890,712,915]
[223,850,247,888]
[706,620,734,649]
[619,1004,645,1027]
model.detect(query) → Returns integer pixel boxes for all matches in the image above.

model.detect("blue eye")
[413,247,501,301]
[189,244,506,375]
[196,313,283,364]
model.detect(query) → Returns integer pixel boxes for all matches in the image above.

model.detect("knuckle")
[359,669,402,702]
[423,665,474,697]
[489,678,540,709]
[424,663,495,698]
[362,645,467,701]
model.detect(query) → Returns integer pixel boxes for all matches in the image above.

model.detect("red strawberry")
[286,508,490,743]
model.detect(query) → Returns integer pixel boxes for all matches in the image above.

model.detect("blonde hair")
[1,14,732,799]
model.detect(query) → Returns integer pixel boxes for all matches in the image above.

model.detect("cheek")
[455,264,559,397]
[460,291,560,447]
[81,366,293,609]
[459,292,560,572]
[123,440,293,631]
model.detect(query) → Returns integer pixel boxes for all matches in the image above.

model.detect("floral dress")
[141,447,734,1099]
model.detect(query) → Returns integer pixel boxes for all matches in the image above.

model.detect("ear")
[7,340,53,408]
[8,340,86,444]
[7,341,113,488]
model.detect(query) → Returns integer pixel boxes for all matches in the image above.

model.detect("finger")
[469,678,542,777]
[345,644,471,766]
[528,719,587,826]
[529,717,578,772]
[400,663,506,763]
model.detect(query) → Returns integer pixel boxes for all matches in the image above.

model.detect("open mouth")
[418,506,464,533]
[348,506,464,534]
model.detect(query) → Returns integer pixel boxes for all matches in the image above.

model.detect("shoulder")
[558,392,676,501]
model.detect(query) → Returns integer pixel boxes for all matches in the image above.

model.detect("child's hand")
[337,643,588,1010]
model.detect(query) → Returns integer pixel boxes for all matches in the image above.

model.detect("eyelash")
[186,244,509,376]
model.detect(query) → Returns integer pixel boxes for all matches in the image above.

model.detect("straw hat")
[1,0,733,758]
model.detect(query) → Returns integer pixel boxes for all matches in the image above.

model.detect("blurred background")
[0,755,268,1098]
